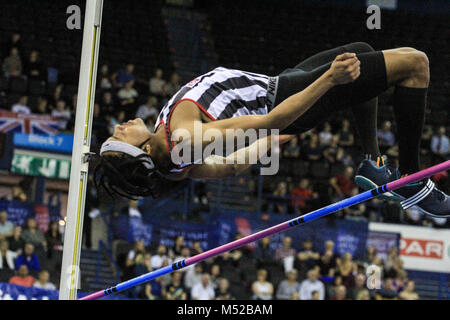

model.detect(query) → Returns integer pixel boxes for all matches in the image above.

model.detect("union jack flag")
[0,109,59,135]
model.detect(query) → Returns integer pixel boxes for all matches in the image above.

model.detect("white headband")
[100,141,155,170]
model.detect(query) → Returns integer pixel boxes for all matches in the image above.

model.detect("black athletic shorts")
[266,43,389,134]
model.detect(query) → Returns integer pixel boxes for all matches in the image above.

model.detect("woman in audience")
[251,269,274,300]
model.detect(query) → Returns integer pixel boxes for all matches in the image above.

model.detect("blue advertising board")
[13,133,73,154]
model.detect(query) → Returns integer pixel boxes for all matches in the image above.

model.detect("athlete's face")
[107,118,152,149]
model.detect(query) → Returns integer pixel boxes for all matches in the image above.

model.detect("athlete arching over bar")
[95,42,449,217]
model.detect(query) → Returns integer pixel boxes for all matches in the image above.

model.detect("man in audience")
[15,242,41,272]
[299,269,325,300]
[11,96,31,114]
[115,63,135,87]
[377,120,395,148]
[215,278,234,300]
[184,263,203,290]
[32,270,56,290]
[9,265,35,287]
[0,210,14,240]
[2,47,22,77]
[291,178,318,213]
[329,166,356,200]
[51,100,72,131]
[276,269,300,300]
[21,218,47,250]
[136,96,159,121]
[375,278,398,300]
[399,280,419,300]
[191,273,215,300]
[0,239,17,270]
[431,126,449,161]
[149,68,166,97]
[275,236,296,270]
[331,285,349,300]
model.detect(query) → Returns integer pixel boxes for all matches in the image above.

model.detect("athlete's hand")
[328,53,361,85]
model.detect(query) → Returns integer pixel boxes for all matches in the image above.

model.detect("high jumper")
[95,43,449,217]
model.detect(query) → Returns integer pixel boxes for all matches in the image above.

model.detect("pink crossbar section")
[387,160,450,191]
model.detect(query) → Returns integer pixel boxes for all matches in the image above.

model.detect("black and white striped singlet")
[154,66,278,172]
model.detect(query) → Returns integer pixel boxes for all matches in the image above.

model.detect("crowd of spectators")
[0,209,63,289]
[261,118,449,228]
[118,235,420,300]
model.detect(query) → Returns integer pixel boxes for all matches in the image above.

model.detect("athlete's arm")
[170,53,359,146]
[186,134,294,179]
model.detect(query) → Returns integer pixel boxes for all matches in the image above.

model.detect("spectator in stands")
[15,242,40,272]
[362,245,377,267]
[144,281,162,300]
[124,240,147,279]
[164,73,181,97]
[349,273,366,299]
[191,273,215,300]
[117,80,138,108]
[385,256,405,280]
[209,264,221,289]
[303,133,322,161]
[215,278,234,300]
[384,246,399,273]
[174,246,191,269]
[149,68,166,97]
[45,221,62,260]
[299,269,325,300]
[276,269,300,300]
[164,272,187,300]
[51,100,71,131]
[318,248,337,277]
[291,178,318,213]
[100,91,115,114]
[275,236,296,264]
[331,285,349,300]
[170,235,185,258]
[343,187,367,220]
[0,211,14,240]
[192,241,204,255]
[21,218,46,250]
[356,289,371,300]
[2,47,22,77]
[323,135,344,164]
[115,63,135,87]
[184,262,203,290]
[9,265,35,287]
[294,239,320,277]
[98,64,113,90]
[377,120,395,148]
[336,252,356,288]
[254,236,274,269]
[399,280,419,300]
[24,50,45,80]
[2,32,22,58]
[251,269,274,300]
[0,239,17,270]
[127,200,142,218]
[6,225,24,254]
[35,97,49,114]
[431,126,449,161]
[282,135,300,158]
[319,122,333,146]
[337,119,354,148]
[375,278,398,300]
[271,181,289,214]
[12,185,27,202]
[136,96,159,121]
[327,274,343,298]
[329,166,356,200]
[11,96,31,114]
[32,270,56,290]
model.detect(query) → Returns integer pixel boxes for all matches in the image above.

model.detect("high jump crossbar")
[59,0,104,300]
[79,160,450,300]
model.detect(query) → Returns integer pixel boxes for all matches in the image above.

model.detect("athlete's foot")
[355,156,400,200]
[355,156,450,218]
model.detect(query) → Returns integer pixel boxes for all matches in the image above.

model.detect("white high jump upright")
[59,0,104,300]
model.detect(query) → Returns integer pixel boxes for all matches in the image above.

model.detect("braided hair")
[93,141,187,200]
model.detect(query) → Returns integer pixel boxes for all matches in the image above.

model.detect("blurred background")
[0,0,448,300]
